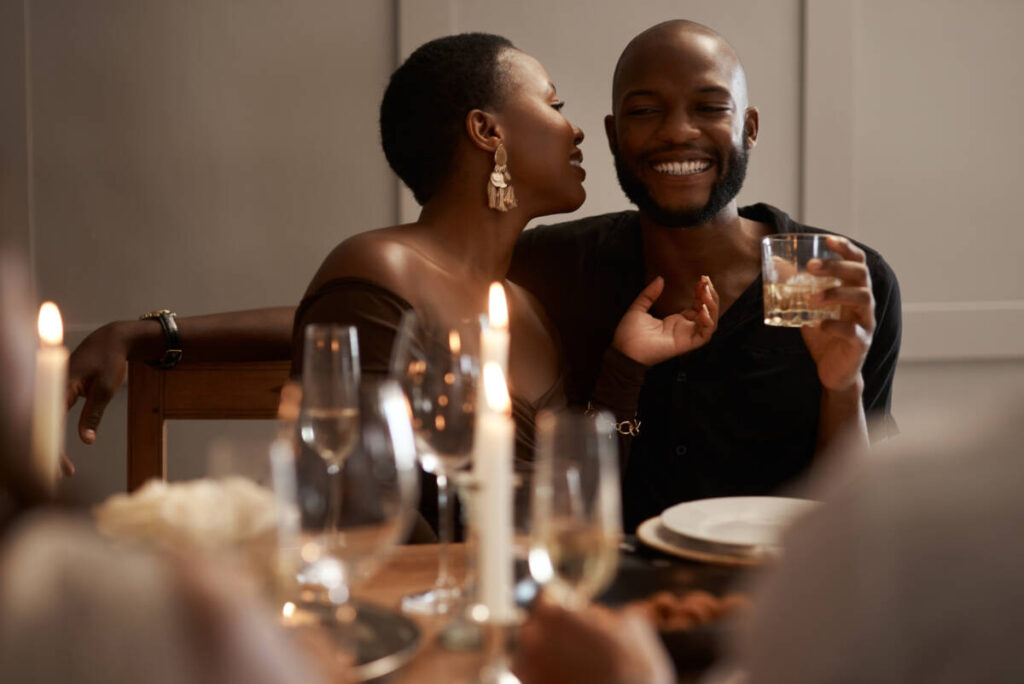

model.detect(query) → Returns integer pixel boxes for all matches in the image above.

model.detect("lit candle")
[474,282,510,476]
[32,302,68,484]
[476,362,516,622]
[481,282,509,379]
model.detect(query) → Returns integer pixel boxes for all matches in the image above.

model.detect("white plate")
[659,496,818,550]
[635,517,765,566]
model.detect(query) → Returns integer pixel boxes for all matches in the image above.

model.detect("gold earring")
[487,144,517,212]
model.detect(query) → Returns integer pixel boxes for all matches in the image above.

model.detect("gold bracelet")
[586,401,641,436]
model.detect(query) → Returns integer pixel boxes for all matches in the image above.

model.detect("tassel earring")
[487,144,517,212]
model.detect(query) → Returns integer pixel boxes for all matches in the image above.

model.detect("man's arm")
[801,236,895,454]
[66,307,295,446]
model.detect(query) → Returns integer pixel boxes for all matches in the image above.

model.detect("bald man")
[509,20,900,529]
[66,21,900,531]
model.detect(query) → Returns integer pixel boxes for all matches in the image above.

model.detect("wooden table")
[354,544,482,683]
[351,542,750,682]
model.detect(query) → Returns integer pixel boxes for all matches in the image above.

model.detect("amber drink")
[762,234,842,327]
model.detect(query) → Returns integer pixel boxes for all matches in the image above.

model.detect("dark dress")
[290,277,569,535]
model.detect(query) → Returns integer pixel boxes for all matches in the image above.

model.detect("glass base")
[438,611,485,652]
[474,620,521,684]
[400,584,462,616]
[295,557,350,605]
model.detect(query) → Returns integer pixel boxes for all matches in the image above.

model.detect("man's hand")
[514,600,674,684]
[800,236,874,391]
[66,322,133,450]
[612,275,719,366]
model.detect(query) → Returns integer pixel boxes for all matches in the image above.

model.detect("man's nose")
[657,108,700,144]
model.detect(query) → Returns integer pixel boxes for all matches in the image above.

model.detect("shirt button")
[675,445,687,456]
[676,372,687,383]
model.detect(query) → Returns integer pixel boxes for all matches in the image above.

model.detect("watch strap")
[139,309,182,369]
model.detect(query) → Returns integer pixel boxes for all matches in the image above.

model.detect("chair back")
[126,360,292,490]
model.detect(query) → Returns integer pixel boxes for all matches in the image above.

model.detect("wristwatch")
[139,309,182,369]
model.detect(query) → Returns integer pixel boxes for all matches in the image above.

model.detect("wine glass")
[291,324,361,602]
[390,310,479,615]
[298,324,360,537]
[528,409,622,609]
[273,378,421,608]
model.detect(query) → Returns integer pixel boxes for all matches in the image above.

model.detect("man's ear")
[466,109,503,153]
[604,114,618,155]
[743,106,759,149]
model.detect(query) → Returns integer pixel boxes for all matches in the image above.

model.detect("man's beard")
[613,141,749,228]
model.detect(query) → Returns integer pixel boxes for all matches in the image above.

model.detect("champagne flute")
[528,409,621,610]
[299,324,360,534]
[391,310,479,615]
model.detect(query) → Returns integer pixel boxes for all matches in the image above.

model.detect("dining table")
[350,538,753,683]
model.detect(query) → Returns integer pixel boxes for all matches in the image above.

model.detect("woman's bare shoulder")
[306,225,425,296]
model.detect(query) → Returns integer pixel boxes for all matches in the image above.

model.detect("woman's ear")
[466,109,503,153]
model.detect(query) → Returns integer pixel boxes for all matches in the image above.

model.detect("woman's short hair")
[380,33,515,205]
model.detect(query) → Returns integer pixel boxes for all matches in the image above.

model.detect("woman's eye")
[552,100,566,111]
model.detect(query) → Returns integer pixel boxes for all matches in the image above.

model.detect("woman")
[64,33,718,500]
[291,33,587,428]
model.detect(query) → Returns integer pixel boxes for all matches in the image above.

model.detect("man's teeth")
[569,159,583,167]
[652,160,711,175]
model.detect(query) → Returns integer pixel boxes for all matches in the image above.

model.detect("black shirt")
[510,203,902,531]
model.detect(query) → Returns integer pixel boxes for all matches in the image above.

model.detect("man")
[66,21,899,530]
[509,20,900,528]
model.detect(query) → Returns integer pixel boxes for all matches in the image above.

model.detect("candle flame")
[282,601,297,618]
[488,282,508,329]
[37,302,63,345]
[483,362,511,414]
[449,329,461,354]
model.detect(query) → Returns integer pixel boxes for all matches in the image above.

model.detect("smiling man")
[509,20,901,530]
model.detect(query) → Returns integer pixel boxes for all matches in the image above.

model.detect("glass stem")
[436,471,455,590]
[327,464,342,538]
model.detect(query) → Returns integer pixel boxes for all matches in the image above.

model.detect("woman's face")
[493,50,586,216]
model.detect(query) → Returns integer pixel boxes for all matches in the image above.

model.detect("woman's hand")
[612,275,719,366]
[65,321,139,450]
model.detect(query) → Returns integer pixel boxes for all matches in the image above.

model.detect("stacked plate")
[636,496,819,566]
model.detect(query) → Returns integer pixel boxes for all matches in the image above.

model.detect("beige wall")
[805,0,1024,361]
[2,0,1021,503]
[0,0,30,257]
[9,0,396,503]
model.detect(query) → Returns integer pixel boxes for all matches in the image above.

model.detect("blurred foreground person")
[730,396,1024,683]
[0,247,332,684]
[516,397,1024,683]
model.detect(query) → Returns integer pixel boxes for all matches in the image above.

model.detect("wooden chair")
[126,360,292,491]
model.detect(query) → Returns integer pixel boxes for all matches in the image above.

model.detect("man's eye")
[626,107,657,116]
[698,106,731,113]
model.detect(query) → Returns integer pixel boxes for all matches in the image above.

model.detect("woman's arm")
[66,307,295,445]
[589,276,719,471]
